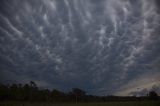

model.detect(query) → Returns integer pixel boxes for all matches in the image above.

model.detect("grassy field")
[0,101,160,106]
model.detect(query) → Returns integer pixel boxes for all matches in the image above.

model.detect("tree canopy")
[0,81,159,102]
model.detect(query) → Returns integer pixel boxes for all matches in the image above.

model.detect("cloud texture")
[0,0,160,95]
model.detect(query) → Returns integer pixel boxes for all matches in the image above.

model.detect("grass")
[0,101,160,106]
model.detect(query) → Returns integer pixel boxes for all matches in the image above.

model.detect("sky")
[0,0,160,96]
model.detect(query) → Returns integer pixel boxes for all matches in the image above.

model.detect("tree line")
[0,81,159,103]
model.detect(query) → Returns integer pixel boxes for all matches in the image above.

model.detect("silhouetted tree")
[30,81,37,88]
[71,88,86,103]
[0,84,9,100]
[51,89,65,102]
[148,91,158,100]
[1,81,159,102]
[72,88,86,96]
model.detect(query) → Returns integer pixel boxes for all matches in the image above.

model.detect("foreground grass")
[0,101,160,106]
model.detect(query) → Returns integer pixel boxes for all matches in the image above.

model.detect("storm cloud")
[0,0,160,95]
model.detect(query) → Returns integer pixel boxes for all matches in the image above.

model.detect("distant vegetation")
[0,81,159,103]
[1,101,160,106]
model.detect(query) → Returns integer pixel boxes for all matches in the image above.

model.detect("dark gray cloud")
[0,0,160,95]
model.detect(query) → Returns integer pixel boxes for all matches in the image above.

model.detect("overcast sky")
[0,0,160,96]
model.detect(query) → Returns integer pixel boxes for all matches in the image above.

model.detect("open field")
[0,101,160,106]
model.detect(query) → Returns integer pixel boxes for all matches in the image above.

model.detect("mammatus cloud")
[0,0,160,95]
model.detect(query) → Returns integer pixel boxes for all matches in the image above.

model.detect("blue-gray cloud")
[0,0,160,95]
